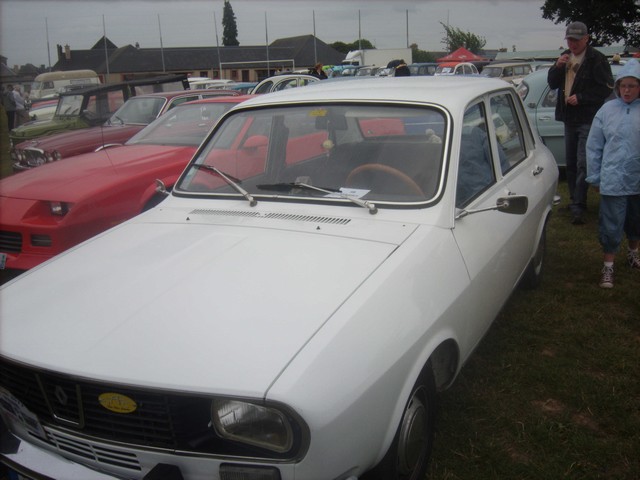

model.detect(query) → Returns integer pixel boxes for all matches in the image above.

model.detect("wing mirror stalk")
[155,179,169,196]
[456,195,528,219]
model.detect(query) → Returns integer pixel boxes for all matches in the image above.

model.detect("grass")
[0,111,637,478]
[427,181,640,479]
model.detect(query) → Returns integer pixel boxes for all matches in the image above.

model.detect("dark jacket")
[547,45,613,124]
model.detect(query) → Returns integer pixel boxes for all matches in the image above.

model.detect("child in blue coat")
[586,58,640,288]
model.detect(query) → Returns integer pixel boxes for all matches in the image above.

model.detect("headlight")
[212,399,294,453]
[49,201,71,216]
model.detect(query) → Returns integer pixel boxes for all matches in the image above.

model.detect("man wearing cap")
[548,21,613,225]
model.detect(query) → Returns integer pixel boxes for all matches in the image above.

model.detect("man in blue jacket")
[586,59,640,288]
[548,22,613,225]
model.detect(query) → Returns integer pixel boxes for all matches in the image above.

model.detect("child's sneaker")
[627,250,640,269]
[599,265,614,288]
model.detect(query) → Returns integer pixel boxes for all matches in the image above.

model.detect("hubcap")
[397,386,428,475]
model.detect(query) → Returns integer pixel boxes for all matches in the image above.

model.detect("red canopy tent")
[436,47,489,63]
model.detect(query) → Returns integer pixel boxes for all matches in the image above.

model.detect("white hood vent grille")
[189,209,351,225]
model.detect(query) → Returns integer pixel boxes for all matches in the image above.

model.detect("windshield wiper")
[191,164,257,207]
[257,182,377,214]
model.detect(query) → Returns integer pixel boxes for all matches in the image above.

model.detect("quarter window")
[489,94,526,174]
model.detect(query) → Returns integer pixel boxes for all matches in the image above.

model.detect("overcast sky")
[1,0,572,69]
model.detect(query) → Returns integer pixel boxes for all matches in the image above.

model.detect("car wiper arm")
[191,164,257,207]
[257,182,377,214]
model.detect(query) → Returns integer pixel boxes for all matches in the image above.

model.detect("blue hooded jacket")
[586,58,640,195]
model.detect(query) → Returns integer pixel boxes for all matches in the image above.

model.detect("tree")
[440,23,486,53]
[329,39,375,54]
[541,0,640,47]
[222,0,239,47]
[410,43,437,63]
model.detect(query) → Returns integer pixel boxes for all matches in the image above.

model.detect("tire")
[520,220,547,289]
[364,364,437,480]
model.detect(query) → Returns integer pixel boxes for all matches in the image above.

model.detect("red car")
[0,96,251,275]
[11,89,239,171]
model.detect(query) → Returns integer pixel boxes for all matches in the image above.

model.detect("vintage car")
[480,61,533,85]
[0,96,250,274]
[409,62,439,76]
[8,74,189,145]
[11,89,239,171]
[251,73,320,94]
[434,61,479,76]
[0,77,558,479]
[25,99,59,122]
[516,63,622,167]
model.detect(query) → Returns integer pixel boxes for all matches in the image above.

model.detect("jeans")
[564,123,591,215]
[599,195,640,254]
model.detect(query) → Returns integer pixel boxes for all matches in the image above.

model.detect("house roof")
[53,35,346,74]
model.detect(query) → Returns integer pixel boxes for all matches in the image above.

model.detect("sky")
[0,0,572,69]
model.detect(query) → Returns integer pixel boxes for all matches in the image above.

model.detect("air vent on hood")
[189,209,351,225]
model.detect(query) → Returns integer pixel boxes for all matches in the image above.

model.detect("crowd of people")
[548,21,640,288]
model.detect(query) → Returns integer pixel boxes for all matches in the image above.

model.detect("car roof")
[485,61,533,68]
[181,94,256,106]
[58,74,189,97]
[235,76,511,113]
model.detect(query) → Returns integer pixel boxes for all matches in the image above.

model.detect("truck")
[341,48,413,68]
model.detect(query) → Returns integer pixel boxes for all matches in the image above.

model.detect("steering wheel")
[346,164,424,197]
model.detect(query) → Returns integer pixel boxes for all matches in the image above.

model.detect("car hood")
[0,214,411,397]
[0,145,193,201]
[9,116,84,141]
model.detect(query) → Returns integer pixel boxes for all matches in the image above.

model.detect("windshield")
[176,104,447,207]
[481,67,503,78]
[126,101,236,147]
[108,97,166,125]
[55,94,83,117]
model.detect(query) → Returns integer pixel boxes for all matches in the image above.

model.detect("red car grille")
[0,231,22,253]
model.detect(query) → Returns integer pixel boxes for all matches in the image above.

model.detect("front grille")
[0,357,213,452]
[0,231,22,253]
[20,148,47,168]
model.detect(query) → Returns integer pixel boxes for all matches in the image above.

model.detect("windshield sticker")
[325,188,370,199]
[308,108,328,117]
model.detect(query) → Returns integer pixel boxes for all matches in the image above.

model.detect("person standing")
[586,59,640,288]
[547,21,613,225]
[2,84,16,130]
[11,85,28,127]
[309,63,327,79]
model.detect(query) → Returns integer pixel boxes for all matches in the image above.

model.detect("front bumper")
[1,422,116,479]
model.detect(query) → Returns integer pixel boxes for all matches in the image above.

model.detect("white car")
[0,76,558,480]
[251,73,320,94]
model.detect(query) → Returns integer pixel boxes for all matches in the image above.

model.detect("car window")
[542,88,557,108]
[254,80,274,94]
[456,102,496,207]
[489,93,526,174]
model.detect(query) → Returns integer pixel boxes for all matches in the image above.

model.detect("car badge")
[98,392,137,414]
[54,385,68,406]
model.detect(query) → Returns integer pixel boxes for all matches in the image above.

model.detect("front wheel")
[364,365,437,480]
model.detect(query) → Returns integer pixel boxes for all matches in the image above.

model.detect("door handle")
[532,166,544,176]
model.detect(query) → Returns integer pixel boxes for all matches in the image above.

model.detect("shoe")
[627,250,640,269]
[599,265,614,288]
[571,214,585,225]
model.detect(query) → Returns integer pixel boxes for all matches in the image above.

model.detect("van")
[29,69,100,99]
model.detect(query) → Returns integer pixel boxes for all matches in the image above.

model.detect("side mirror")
[456,195,528,219]
[155,179,169,196]
[242,135,268,150]
[496,195,528,215]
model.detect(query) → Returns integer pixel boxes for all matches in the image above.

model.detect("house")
[52,35,346,84]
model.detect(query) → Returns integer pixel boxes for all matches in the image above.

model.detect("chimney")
[64,44,71,60]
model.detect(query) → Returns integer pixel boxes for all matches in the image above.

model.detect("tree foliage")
[541,0,640,47]
[222,0,239,47]
[410,44,437,63]
[329,39,375,54]
[440,22,486,53]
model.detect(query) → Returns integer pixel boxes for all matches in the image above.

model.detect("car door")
[451,94,536,351]
[533,86,565,166]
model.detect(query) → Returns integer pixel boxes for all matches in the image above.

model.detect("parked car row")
[11,89,240,171]
[0,96,250,273]
[1,75,558,479]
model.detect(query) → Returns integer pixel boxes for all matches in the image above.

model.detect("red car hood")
[14,125,144,156]
[0,145,194,201]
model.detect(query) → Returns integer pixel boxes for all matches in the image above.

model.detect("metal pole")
[102,15,110,77]
[214,11,223,79]
[158,14,166,73]
[45,17,51,70]
[265,12,270,75]
[313,10,317,65]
